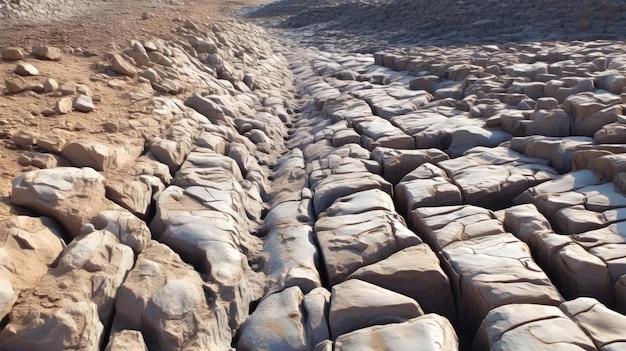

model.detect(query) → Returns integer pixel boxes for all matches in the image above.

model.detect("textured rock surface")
[238,286,330,351]
[335,314,459,351]
[113,241,232,351]
[0,231,133,351]
[347,244,456,321]
[11,167,119,237]
[1,0,626,349]
[329,279,424,340]
[474,303,597,351]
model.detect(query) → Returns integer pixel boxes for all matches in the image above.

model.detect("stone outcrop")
[334,314,459,351]
[0,231,133,351]
[11,167,120,238]
[237,286,330,351]
[2,0,626,349]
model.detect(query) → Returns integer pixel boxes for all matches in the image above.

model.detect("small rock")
[59,84,76,95]
[15,63,39,77]
[31,153,68,169]
[139,68,160,84]
[147,51,173,67]
[56,97,73,114]
[17,154,32,166]
[72,94,94,112]
[101,122,119,132]
[41,109,57,117]
[43,78,58,92]
[111,54,137,77]
[36,133,67,153]
[4,77,29,93]
[142,41,157,52]
[12,130,39,148]
[141,11,154,20]
[1,47,24,60]
[31,45,61,60]
[183,19,199,30]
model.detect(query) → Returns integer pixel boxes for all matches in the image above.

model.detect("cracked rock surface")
[0,0,626,350]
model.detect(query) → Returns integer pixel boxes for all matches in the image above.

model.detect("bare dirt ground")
[0,0,269,214]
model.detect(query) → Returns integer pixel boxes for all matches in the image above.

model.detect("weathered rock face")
[316,209,422,286]
[442,232,563,333]
[437,147,558,210]
[372,147,449,185]
[395,163,462,219]
[476,298,626,351]
[560,297,626,350]
[347,244,456,322]
[0,231,133,351]
[3,1,626,349]
[329,279,424,340]
[504,204,613,305]
[11,167,119,238]
[334,314,459,351]
[0,216,66,319]
[474,303,597,351]
[105,330,149,351]
[113,241,231,351]
[237,286,330,351]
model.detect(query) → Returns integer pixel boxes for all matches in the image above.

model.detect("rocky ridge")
[0,0,626,350]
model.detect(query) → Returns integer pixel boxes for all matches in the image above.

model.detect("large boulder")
[62,140,141,171]
[0,216,66,319]
[563,92,621,136]
[113,241,232,350]
[11,167,118,238]
[0,231,133,351]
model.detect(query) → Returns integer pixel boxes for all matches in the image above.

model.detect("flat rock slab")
[573,222,626,289]
[438,146,558,209]
[516,170,626,234]
[560,297,626,350]
[395,163,462,219]
[372,147,449,185]
[504,204,612,305]
[11,167,117,238]
[410,205,504,252]
[262,224,321,295]
[237,287,330,351]
[347,244,456,321]
[319,188,395,218]
[440,232,562,334]
[329,279,424,340]
[474,303,597,351]
[315,209,422,286]
[334,314,458,351]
